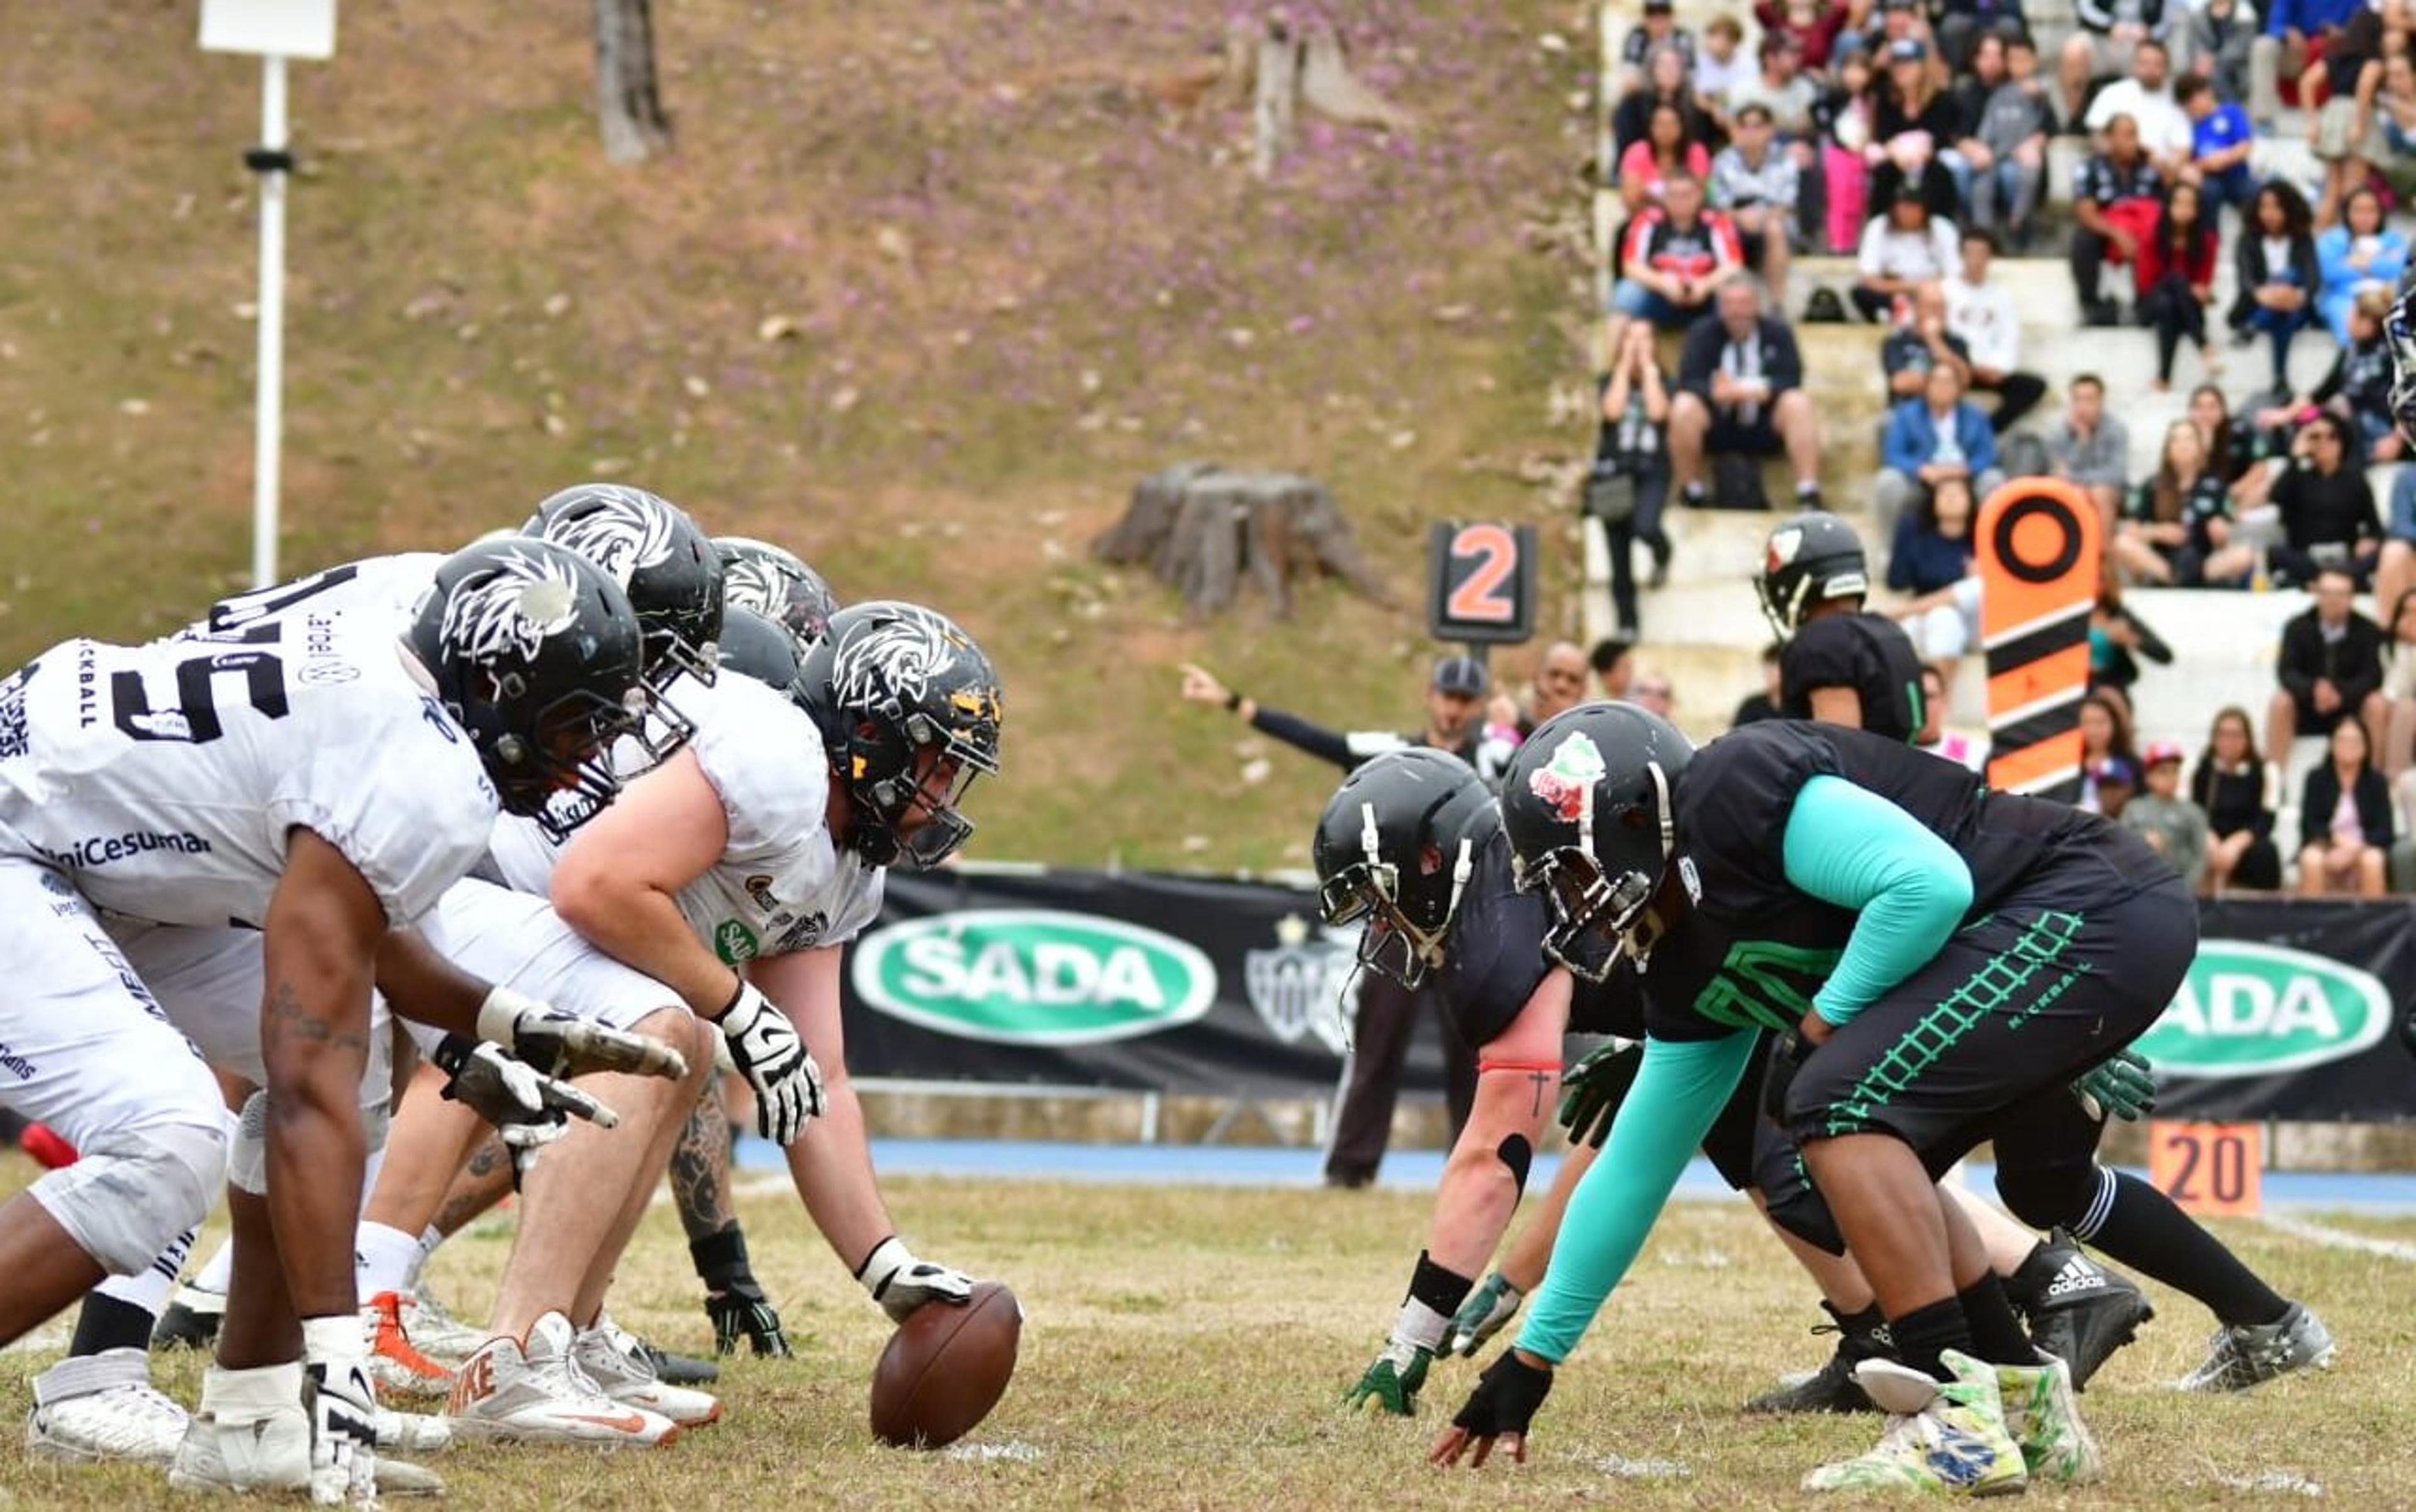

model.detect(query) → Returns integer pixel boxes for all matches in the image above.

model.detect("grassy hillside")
[0,1,1597,870]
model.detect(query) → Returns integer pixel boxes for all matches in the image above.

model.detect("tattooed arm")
[259,827,386,1321]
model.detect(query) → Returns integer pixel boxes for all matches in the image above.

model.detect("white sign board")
[199,0,337,60]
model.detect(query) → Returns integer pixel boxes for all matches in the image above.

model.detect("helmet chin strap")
[1412,837,1477,971]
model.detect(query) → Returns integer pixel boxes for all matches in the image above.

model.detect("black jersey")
[1432,829,1647,1045]
[1779,612,1927,744]
[1643,722,2152,1038]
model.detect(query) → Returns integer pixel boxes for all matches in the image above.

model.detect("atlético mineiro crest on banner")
[1245,913,1357,1057]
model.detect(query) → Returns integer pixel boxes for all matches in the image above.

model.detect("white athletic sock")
[194,1237,236,1296]
[355,1223,422,1299]
[414,1226,444,1288]
[96,1226,196,1318]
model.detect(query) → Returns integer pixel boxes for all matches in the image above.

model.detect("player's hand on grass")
[477,987,689,1080]
[1345,1339,1431,1415]
[707,1280,793,1358]
[859,1236,975,1323]
[2072,1048,2157,1123]
[719,982,824,1145]
[1557,1041,1643,1148]
[1429,1349,1553,1468]
[1446,1272,1524,1357]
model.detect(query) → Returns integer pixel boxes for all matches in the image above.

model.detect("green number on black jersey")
[1692,939,1845,1033]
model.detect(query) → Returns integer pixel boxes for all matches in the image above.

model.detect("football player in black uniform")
[1436,707,2333,1493]
[1757,510,1928,740]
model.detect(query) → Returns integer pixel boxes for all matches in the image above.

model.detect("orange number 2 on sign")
[2147,1120,2263,1218]
[1446,524,1518,624]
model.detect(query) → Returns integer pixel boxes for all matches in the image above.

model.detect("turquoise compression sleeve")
[1781,774,1975,1026]
[1513,1031,1759,1363]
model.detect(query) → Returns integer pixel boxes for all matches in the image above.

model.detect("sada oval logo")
[2135,940,2393,1078]
[851,910,1218,1046]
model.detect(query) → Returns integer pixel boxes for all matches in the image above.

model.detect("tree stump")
[1093,464,1392,619]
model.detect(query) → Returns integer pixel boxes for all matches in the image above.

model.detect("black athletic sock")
[1889,1296,1974,1382]
[1958,1273,2033,1365]
[690,1220,758,1294]
[2081,1170,2288,1327]
[69,1292,155,1357]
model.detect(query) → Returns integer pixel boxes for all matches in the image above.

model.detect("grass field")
[5,1152,2413,1510]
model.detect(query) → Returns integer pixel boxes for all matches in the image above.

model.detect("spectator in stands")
[2306,10,2384,227]
[1733,642,1785,724]
[2069,113,2167,326]
[2375,52,2416,202]
[1611,175,1742,340]
[1757,0,1851,71]
[2228,180,2319,395]
[2178,72,2256,226]
[1918,662,1990,769]
[2191,382,2268,486]
[2375,468,2416,620]
[1711,104,1802,299]
[2086,38,2195,175]
[1816,48,1882,253]
[1672,278,1827,510]
[1945,229,2048,430]
[2298,716,2393,895]
[1633,670,1677,720]
[1620,0,1698,87]
[1852,185,1962,321]
[2269,563,2389,768]
[1621,100,1716,213]
[2049,374,2133,535]
[2116,419,2259,585]
[2090,583,2175,696]
[1591,637,1636,700]
[1869,37,1966,215]
[1881,280,1971,400]
[1947,31,2007,136]
[1935,0,2028,72]
[1878,364,1999,576]
[2305,286,2401,461]
[1965,36,2057,247]
[2078,691,2142,815]
[2381,591,2416,776]
[1519,641,1592,736]
[1614,42,1712,157]
[2186,0,2260,112]
[1591,321,1675,637]
[2250,0,2361,132]
[2061,0,2176,126]
[1695,15,1752,130]
[2269,412,2383,586]
[1728,32,1821,143]
[2315,186,2408,342]
[2196,705,2284,890]
[2125,741,2212,887]
[2138,179,2223,389]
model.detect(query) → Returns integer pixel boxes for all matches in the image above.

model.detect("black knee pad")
[1496,1134,1533,1199]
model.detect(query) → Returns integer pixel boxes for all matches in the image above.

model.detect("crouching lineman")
[0,540,686,1499]
[1436,707,2332,1492]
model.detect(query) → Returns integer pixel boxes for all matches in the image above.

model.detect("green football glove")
[1557,1041,1644,1148]
[2072,1049,2157,1123]
[1343,1340,1431,1416]
[1446,1272,1524,1357]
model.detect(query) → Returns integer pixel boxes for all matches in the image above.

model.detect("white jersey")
[196,552,443,641]
[489,671,883,965]
[0,602,499,929]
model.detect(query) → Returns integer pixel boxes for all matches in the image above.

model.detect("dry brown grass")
[4,1150,2413,1510]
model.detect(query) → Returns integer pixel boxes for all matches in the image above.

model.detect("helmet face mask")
[1311,755,1496,990]
[1516,844,1656,983]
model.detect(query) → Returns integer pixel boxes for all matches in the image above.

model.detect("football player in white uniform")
[0,540,676,1499]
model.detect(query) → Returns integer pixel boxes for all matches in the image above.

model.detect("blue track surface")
[734,1138,2416,1212]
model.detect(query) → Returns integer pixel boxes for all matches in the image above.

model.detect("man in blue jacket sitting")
[1872,362,2003,558]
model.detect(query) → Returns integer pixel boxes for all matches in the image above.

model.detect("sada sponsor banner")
[835,870,2416,1116]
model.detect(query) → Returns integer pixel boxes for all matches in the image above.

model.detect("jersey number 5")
[113,650,291,744]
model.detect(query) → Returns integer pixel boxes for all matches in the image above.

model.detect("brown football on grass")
[869,1280,1021,1448]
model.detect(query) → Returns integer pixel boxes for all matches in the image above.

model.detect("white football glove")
[435,1038,620,1183]
[477,987,688,1080]
[856,1235,975,1323]
[300,1317,379,1508]
[719,982,824,1145]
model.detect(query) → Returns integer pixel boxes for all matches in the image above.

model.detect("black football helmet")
[1311,749,1499,988]
[405,539,664,840]
[790,601,1003,869]
[1754,510,1871,638]
[523,484,725,687]
[716,536,837,647]
[1499,703,1694,981]
[716,605,804,689]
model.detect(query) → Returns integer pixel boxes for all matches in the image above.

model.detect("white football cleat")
[26,1349,188,1465]
[447,1313,681,1448]
[399,1280,486,1369]
[376,1407,454,1455]
[167,1364,312,1494]
[574,1322,723,1428]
